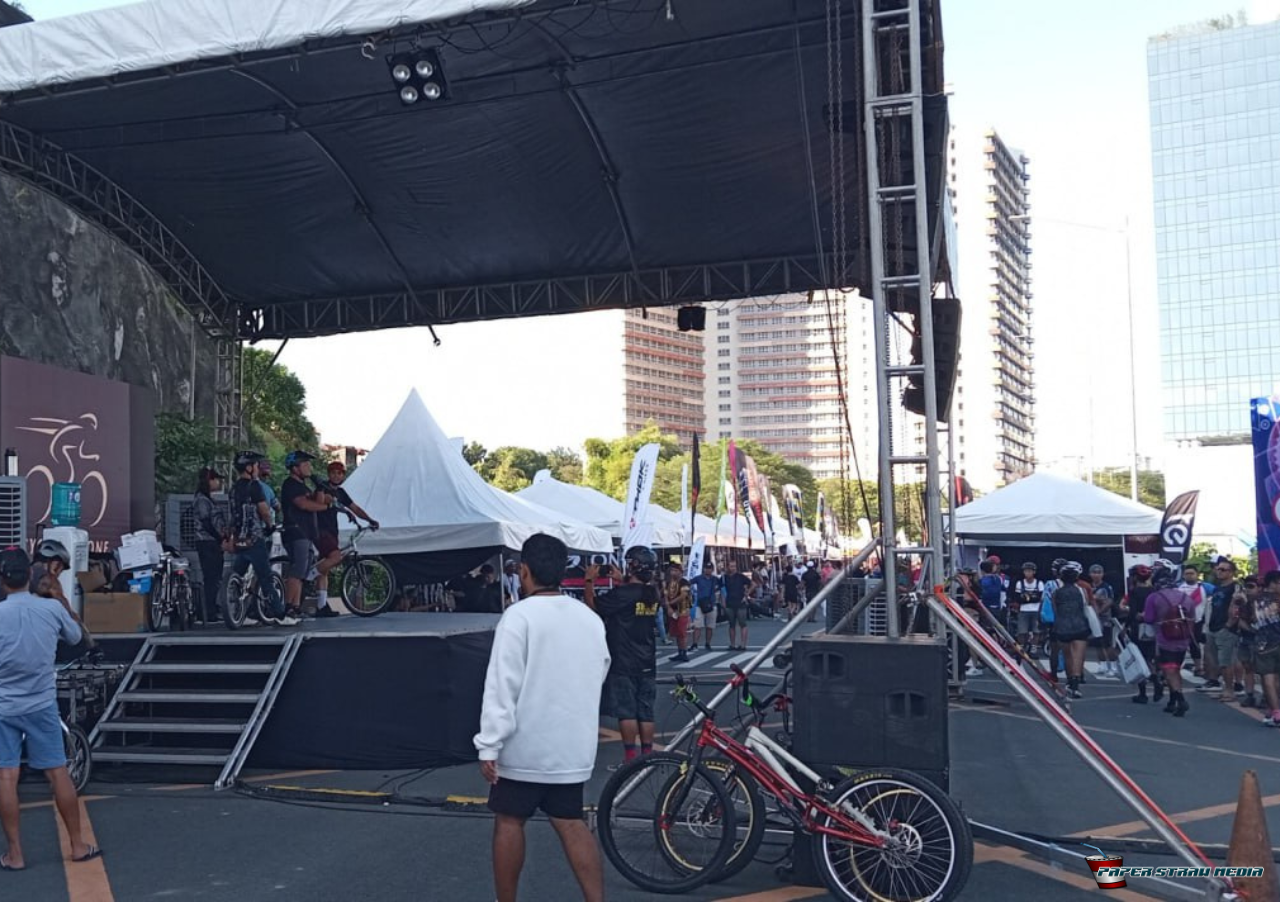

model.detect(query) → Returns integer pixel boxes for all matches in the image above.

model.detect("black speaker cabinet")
[791,634,949,792]
[676,305,706,331]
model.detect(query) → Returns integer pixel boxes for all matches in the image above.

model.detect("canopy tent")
[0,0,949,341]
[515,472,683,549]
[338,391,611,582]
[953,472,1161,547]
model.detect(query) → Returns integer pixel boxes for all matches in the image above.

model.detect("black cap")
[0,546,31,587]
[1215,555,1237,570]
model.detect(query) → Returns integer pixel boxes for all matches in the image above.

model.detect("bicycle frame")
[692,718,885,848]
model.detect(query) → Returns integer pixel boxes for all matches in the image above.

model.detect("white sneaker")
[965,666,985,678]
[276,615,301,627]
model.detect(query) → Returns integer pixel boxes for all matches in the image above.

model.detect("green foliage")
[462,441,487,467]
[1187,541,1251,576]
[1090,468,1166,510]
[547,446,584,485]
[241,347,319,452]
[474,446,550,491]
[583,424,682,501]
[154,413,230,498]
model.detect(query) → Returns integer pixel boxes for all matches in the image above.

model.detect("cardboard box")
[83,592,148,634]
[76,565,109,594]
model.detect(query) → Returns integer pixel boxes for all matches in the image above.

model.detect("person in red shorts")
[314,462,378,618]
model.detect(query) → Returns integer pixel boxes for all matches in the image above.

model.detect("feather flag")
[745,455,765,534]
[714,441,728,520]
[689,433,701,545]
[621,443,659,551]
[728,440,741,541]
[817,491,828,540]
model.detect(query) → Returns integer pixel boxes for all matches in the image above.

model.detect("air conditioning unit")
[0,477,25,549]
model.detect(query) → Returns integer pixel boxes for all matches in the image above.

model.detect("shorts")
[488,778,584,820]
[1054,628,1091,643]
[1238,636,1256,665]
[697,607,717,629]
[1255,644,1280,676]
[671,614,689,643]
[1135,639,1156,660]
[0,703,66,770]
[287,538,316,581]
[1156,647,1188,670]
[725,603,748,629]
[317,532,340,559]
[1016,611,1040,636]
[1208,627,1239,668]
[606,672,656,723]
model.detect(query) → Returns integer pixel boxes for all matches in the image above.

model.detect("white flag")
[621,443,660,551]
[685,536,706,580]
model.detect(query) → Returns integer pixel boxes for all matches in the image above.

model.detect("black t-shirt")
[447,575,484,612]
[317,486,353,537]
[723,572,751,607]
[1207,582,1238,633]
[281,476,318,542]
[1125,586,1153,634]
[596,583,659,676]
[803,569,821,596]
[783,573,801,601]
[231,477,266,546]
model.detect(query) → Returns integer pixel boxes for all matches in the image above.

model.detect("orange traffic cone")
[1226,770,1279,901]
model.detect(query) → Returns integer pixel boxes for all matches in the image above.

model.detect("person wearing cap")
[280,451,331,620]
[193,466,229,623]
[1013,562,1044,654]
[0,547,101,869]
[1201,556,1241,695]
[313,461,378,619]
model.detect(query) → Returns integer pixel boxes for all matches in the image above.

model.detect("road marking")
[974,843,1155,901]
[151,769,337,792]
[715,885,825,901]
[1071,792,1280,839]
[445,795,488,805]
[20,794,111,811]
[56,798,113,902]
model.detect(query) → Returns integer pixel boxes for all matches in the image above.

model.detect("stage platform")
[93,612,501,776]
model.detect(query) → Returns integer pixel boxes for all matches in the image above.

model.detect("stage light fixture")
[388,50,448,106]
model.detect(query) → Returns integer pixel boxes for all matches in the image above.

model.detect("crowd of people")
[190,449,379,627]
[955,554,1280,725]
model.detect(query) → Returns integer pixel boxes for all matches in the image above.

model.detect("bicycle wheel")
[811,768,972,902]
[63,724,92,794]
[171,575,190,632]
[597,753,737,894]
[341,556,395,617]
[224,574,248,630]
[698,759,767,883]
[146,587,167,633]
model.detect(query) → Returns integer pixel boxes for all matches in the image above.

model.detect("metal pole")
[926,593,1226,894]
[825,579,886,636]
[1125,218,1140,502]
[662,538,878,754]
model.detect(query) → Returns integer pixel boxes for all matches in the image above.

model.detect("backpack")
[231,480,264,549]
[1157,591,1192,642]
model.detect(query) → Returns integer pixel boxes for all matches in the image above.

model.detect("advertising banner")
[1252,396,1280,574]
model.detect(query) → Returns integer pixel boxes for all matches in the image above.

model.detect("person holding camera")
[0,547,100,870]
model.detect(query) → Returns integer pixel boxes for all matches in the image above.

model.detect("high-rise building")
[702,293,878,481]
[948,126,1035,493]
[1148,16,1280,442]
[622,307,706,439]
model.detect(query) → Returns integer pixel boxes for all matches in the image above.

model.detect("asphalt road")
[7,620,1280,902]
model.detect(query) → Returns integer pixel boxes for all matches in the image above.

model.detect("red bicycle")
[597,666,972,900]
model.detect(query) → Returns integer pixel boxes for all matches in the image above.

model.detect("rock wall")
[0,172,217,418]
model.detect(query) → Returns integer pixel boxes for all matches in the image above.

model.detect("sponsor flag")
[1252,396,1280,574]
[728,440,741,541]
[685,536,706,580]
[690,433,701,544]
[1158,490,1200,565]
[714,442,729,520]
[817,491,828,540]
[621,443,659,551]
[745,455,765,533]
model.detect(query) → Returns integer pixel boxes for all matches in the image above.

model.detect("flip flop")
[0,855,24,872]
[71,846,103,863]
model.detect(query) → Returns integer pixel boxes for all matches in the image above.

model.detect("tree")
[547,447,584,485]
[1091,468,1165,510]
[476,447,548,491]
[583,423,682,501]
[241,347,319,452]
[154,413,230,497]
[462,441,487,467]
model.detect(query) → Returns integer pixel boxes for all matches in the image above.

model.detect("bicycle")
[223,552,287,630]
[597,665,973,900]
[146,547,195,633]
[23,654,97,793]
[324,516,396,618]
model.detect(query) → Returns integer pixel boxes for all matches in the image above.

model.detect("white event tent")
[339,391,612,558]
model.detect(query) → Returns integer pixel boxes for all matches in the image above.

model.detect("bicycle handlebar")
[671,674,716,719]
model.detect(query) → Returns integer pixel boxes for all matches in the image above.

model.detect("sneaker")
[1243,693,1258,709]
[689,643,699,652]
[1263,713,1280,727]
[276,615,301,627]
[1131,693,1148,704]
[315,605,340,618]
[965,666,985,678]
[1234,682,1245,694]
[1200,680,1223,692]
[1069,688,1083,699]
[668,653,689,663]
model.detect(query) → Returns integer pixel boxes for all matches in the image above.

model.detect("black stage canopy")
[0,0,948,340]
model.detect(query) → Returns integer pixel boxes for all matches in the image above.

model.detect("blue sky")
[18,0,1274,467]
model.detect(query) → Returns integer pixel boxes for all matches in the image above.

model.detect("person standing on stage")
[475,533,609,901]
[314,461,378,619]
[280,451,330,620]
[192,466,229,623]
[584,546,660,766]
[0,548,101,870]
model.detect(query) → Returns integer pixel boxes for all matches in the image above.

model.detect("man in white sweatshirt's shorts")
[474,534,612,901]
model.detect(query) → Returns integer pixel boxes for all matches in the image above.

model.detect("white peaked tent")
[954,472,1161,545]
[515,473,684,548]
[339,392,612,555]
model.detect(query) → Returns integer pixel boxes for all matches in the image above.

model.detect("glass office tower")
[1148,18,1280,441]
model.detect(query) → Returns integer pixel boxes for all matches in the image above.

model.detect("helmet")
[1058,561,1083,583]
[1151,558,1180,590]
[1021,561,1037,572]
[1050,557,1067,574]
[285,450,317,470]
[36,539,70,566]
[624,545,657,583]
[234,450,264,472]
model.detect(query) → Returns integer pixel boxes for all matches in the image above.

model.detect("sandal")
[71,845,103,863]
[0,854,24,872]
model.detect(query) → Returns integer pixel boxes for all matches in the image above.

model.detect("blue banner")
[1252,396,1280,575]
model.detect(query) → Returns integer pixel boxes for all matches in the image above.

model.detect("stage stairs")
[89,634,302,790]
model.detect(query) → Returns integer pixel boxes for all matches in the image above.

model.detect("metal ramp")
[89,634,302,790]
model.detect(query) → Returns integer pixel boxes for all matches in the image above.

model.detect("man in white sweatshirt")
[473,533,611,902]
